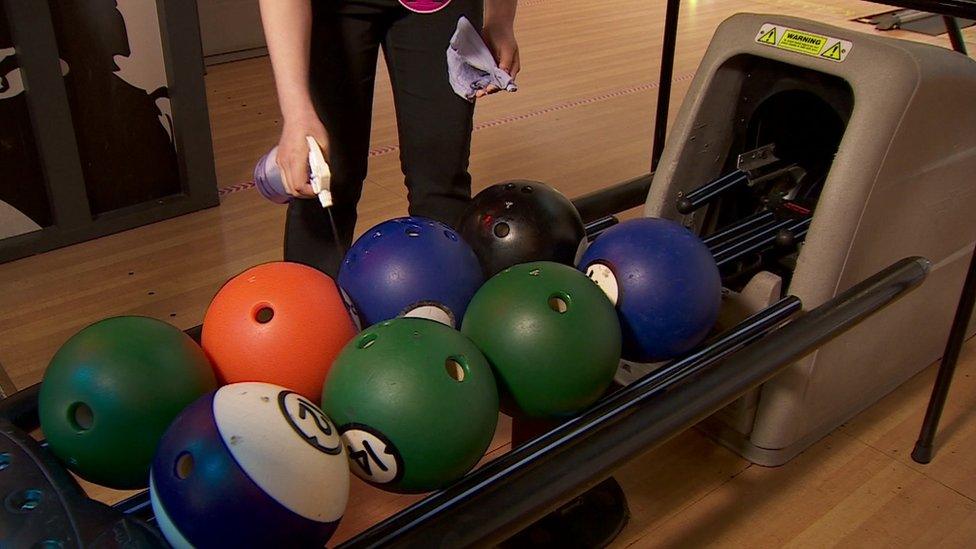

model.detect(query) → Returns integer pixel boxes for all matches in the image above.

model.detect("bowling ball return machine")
[639,12,976,466]
[2,10,974,548]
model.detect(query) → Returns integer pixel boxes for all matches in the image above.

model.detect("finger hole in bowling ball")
[5,489,42,513]
[68,402,94,432]
[175,452,195,480]
[505,183,516,190]
[493,222,511,238]
[358,333,378,349]
[405,227,421,237]
[0,453,10,471]
[444,230,458,241]
[254,305,275,324]
[445,357,466,382]
[521,185,534,193]
[548,293,571,314]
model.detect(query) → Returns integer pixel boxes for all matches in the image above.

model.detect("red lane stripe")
[218,73,696,197]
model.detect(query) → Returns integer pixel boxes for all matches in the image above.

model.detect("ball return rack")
[0,254,929,546]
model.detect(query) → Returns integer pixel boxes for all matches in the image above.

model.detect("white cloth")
[447,16,518,102]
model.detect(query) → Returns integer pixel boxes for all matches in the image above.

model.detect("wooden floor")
[1,0,974,546]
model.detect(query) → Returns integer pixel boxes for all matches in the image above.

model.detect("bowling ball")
[579,217,721,362]
[202,262,357,400]
[39,316,216,489]
[461,262,621,418]
[337,217,483,329]
[458,180,586,277]
[151,382,349,548]
[321,318,498,493]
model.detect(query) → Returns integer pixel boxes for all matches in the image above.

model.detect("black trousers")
[285,0,484,277]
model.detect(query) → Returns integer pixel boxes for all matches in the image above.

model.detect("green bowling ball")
[39,316,216,489]
[321,318,498,493]
[461,261,621,419]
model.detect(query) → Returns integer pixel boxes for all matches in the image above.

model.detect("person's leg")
[284,6,386,277]
[381,0,483,228]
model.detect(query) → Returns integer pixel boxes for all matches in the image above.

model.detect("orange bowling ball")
[202,262,357,400]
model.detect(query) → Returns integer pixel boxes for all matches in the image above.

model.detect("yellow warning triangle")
[758,28,777,45]
[821,42,843,60]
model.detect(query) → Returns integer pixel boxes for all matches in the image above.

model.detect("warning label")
[820,41,844,61]
[755,23,853,62]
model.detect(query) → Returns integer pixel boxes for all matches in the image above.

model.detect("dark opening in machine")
[678,56,854,292]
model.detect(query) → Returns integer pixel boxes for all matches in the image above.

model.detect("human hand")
[276,114,329,198]
[479,23,520,98]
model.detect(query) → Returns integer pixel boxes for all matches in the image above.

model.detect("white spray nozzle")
[306,136,333,208]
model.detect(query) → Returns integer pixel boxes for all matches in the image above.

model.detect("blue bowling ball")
[579,217,721,362]
[150,382,349,549]
[338,217,484,328]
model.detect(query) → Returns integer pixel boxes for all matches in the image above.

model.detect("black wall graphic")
[0,4,52,229]
[47,0,180,215]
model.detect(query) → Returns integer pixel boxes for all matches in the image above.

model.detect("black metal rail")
[702,211,776,248]
[942,15,969,54]
[676,171,750,214]
[110,284,804,520]
[712,217,812,267]
[583,215,620,240]
[913,247,976,463]
[571,174,653,223]
[338,257,929,548]
[652,0,682,170]
[865,0,976,21]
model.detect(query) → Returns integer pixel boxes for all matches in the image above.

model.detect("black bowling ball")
[458,180,586,277]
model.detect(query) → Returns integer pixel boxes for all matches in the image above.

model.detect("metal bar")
[116,491,156,523]
[571,174,652,223]
[340,257,928,548]
[864,0,976,21]
[676,171,749,214]
[584,215,619,239]
[338,304,799,549]
[597,297,802,409]
[912,246,976,463]
[713,217,811,267]
[943,16,969,54]
[791,216,812,240]
[702,210,776,248]
[651,0,681,170]
[710,217,794,256]
[877,9,933,30]
[117,296,802,520]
